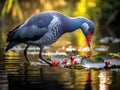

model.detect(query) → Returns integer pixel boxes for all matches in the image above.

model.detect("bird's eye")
[88,27,92,38]
[88,27,93,34]
[88,27,92,31]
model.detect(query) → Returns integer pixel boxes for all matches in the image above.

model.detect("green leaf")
[6,0,13,13]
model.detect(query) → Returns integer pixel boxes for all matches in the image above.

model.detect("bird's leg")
[39,46,53,66]
[23,45,29,62]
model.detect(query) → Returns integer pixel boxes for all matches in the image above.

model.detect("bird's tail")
[5,42,18,51]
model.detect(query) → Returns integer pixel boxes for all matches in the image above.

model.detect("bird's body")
[6,11,95,66]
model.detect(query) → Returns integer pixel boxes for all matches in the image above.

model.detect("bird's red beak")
[86,27,92,48]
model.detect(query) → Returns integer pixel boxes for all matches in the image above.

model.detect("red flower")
[85,54,91,58]
[62,59,67,64]
[117,53,120,58]
[71,61,77,65]
[52,60,59,66]
[105,61,110,66]
[70,56,75,61]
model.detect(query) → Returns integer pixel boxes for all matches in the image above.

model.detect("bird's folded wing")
[7,13,54,42]
[7,24,48,42]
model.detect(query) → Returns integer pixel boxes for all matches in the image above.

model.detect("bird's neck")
[65,17,88,32]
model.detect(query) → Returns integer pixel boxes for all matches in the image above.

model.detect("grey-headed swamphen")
[6,11,95,66]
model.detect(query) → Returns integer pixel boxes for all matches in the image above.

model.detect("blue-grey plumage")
[6,11,95,66]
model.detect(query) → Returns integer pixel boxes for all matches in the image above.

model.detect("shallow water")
[1,47,120,90]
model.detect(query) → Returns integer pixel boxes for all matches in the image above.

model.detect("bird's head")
[81,20,94,48]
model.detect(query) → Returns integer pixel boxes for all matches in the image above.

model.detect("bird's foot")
[40,57,54,67]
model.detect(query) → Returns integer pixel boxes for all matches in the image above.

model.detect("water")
[1,47,120,90]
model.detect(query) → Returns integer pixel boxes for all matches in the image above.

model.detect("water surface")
[0,47,120,90]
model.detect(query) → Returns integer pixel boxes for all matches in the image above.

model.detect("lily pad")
[81,57,104,64]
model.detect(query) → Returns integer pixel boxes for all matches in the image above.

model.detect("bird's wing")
[7,13,53,42]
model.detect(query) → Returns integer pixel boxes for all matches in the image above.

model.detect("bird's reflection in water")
[0,70,8,90]
[85,70,92,90]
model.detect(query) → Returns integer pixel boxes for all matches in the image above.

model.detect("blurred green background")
[0,0,120,58]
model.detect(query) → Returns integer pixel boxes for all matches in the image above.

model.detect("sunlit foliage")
[1,0,23,20]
